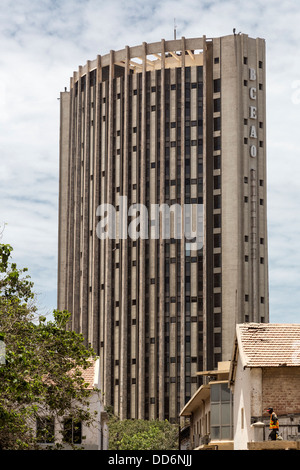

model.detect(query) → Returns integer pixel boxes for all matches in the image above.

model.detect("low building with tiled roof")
[229,323,300,450]
[35,358,108,450]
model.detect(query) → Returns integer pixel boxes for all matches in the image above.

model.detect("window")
[214,214,221,228]
[214,293,221,308]
[213,79,221,93]
[214,273,221,288]
[214,136,221,150]
[214,175,221,190]
[214,98,221,113]
[214,193,221,209]
[214,117,221,131]
[36,417,55,444]
[63,418,82,444]
[210,383,233,440]
[214,312,221,328]
[214,254,221,268]
[214,155,221,170]
[185,243,191,256]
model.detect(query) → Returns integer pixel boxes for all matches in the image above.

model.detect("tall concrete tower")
[58,34,269,423]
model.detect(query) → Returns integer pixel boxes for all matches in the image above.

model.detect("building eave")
[179,384,210,416]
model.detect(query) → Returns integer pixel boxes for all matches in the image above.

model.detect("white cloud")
[0,0,300,324]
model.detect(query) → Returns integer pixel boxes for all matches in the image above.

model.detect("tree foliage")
[107,412,179,450]
[0,244,97,449]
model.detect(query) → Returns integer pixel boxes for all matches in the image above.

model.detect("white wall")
[232,358,263,450]
[80,391,109,450]
[232,358,252,449]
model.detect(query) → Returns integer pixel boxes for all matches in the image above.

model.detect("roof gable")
[236,323,300,368]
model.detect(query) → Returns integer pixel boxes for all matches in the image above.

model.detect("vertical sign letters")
[249,67,257,158]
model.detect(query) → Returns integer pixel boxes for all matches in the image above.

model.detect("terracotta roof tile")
[236,323,300,368]
[77,359,100,389]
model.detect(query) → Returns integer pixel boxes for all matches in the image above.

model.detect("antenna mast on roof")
[174,18,177,40]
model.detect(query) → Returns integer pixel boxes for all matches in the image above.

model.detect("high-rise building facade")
[58,34,269,423]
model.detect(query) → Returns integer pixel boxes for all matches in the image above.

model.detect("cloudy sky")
[0,0,300,323]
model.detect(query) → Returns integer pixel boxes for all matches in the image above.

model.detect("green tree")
[108,413,179,450]
[0,244,98,450]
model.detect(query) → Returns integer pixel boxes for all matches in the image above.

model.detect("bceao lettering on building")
[249,67,258,158]
[249,67,263,158]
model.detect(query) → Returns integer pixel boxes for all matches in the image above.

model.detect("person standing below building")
[267,407,279,440]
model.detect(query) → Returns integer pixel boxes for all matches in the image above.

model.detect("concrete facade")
[58,34,269,422]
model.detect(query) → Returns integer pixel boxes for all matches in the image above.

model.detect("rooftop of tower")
[71,36,208,84]
[69,33,265,86]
